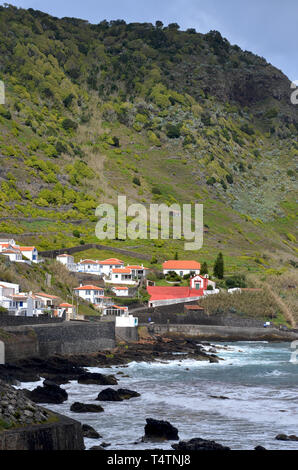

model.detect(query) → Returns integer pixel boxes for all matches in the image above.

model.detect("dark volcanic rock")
[70,402,104,413]
[118,389,141,400]
[172,438,230,451]
[46,375,71,385]
[27,380,68,404]
[78,372,118,385]
[209,395,230,400]
[276,434,298,441]
[89,446,106,450]
[96,388,123,402]
[255,446,267,451]
[96,388,141,402]
[82,424,102,439]
[144,418,179,441]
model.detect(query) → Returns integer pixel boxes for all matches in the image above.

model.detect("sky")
[2,0,297,81]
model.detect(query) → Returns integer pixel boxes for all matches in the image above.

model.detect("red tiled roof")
[20,246,36,251]
[127,265,149,270]
[162,260,201,270]
[35,292,59,299]
[112,268,132,274]
[99,258,124,265]
[113,286,129,290]
[57,254,72,258]
[147,286,203,301]
[79,259,98,265]
[74,285,104,291]
[59,303,73,308]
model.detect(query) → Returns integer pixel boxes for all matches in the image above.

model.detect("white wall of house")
[75,288,105,304]
[116,315,138,327]
[163,268,200,277]
[112,287,129,297]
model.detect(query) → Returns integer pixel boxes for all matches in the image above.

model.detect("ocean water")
[17,342,298,450]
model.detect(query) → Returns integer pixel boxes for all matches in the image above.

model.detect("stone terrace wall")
[40,243,151,260]
[0,412,84,450]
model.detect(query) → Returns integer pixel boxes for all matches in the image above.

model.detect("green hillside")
[0,5,297,277]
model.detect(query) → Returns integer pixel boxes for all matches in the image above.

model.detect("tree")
[174,251,178,260]
[200,262,208,276]
[155,21,163,29]
[213,252,224,279]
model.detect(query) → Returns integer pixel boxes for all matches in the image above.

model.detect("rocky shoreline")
[0,334,222,385]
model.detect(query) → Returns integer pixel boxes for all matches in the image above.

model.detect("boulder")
[118,389,141,400]
[82,424,102,439]
[144,418,179,441]
[27,380,68,404]
[172,438,230,451]
[276,434,298,441]
[255,446,267,451]
[96,388,123,402]
[89,446,106,451]
[70,402,104,413]
[78,372,118,385]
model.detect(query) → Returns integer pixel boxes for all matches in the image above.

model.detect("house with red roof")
[162,260,201,277]
[111,286,130,297]
[76,258,124,276]
[74,284,105,304]
[0,239,41,264]
[147,285,204,308]
[105,267,138,285]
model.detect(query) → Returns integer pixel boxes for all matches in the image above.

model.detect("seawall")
[2,321,115,362]
[0,411,84,450]
[150,324,298,342]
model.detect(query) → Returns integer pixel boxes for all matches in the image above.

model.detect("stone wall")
[150,324,298,342]
[0,315,64,327]
[0,328,38,363]
[3,321,115,361]
[0,412,84,450]
[40,243,151,260]
[136,304,265,327]
[116,326,138,342]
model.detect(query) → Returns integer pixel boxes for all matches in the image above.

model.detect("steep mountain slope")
[0,5,297,275]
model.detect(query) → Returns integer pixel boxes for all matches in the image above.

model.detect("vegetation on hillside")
[0,4,296,280]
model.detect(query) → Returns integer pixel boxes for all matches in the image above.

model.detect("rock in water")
[78,372,118,385]
[70,402,104,413]
[172,438,230,451]
[144,418,179,441]
[96,388,123,402]
[276,434,298,441]
[82,424,102,439]
[255,446,267,451]
[118,389,141,400]
[27,380,68,404]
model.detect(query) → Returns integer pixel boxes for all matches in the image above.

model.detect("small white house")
[111,286,130,297]
[106,268,138,286]
[35,292,60,308]
[99,259,124,276]
[19,246,39,263]
[162,260,201,277]
[0,247,23,262]
[126,265,149,279]
[74,285,105,305]
[56,254,77,271]
[77,260,102,276]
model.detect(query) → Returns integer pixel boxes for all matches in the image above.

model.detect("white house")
[105,268,138,286]
[111,286,130,297]
[19,246,39,263]
[102,305,138,327]
[0,282,20,312]
[98,258,124,276]
[190,274,217,291]
[56,254,77,271]
[126,265,149,279]
[162,260,201,277]
[77,259,102,276]
[74,285,105,304]
[0,240,41,264]
[76,258,125,277]
[35,292,60,308]
[7,293,45,317]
